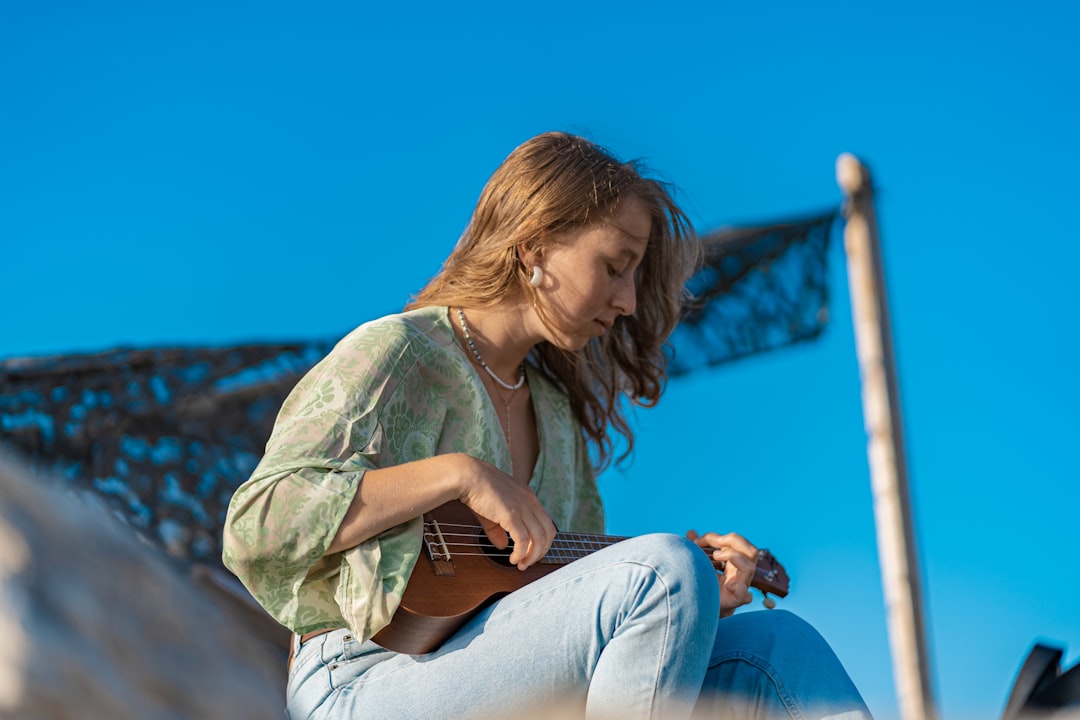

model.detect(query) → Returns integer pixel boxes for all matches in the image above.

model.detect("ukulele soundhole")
[475,528,516,567]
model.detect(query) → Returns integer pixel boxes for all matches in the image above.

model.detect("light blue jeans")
[287,534,872,720]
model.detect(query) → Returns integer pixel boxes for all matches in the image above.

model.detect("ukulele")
[371,501,790,654]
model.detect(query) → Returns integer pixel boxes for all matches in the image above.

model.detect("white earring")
[529,266,544,288]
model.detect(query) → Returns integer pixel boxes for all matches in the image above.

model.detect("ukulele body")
[371,501,561,654]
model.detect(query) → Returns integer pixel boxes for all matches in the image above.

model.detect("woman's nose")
[614,276,637,316]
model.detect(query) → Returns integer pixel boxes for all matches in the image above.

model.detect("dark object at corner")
[1003,642,1080,719]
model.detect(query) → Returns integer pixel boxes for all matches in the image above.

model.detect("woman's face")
[534,197,651,351]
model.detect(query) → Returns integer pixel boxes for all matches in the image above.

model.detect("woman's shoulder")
[311,306,463,391]
[336,306,454,355]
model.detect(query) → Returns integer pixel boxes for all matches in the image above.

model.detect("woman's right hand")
[456,455,556,570]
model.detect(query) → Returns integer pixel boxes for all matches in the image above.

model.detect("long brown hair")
[408,131,701,471]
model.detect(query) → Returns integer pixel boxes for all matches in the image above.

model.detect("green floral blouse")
[222,305,605,642]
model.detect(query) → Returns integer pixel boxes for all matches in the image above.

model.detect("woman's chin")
[549,332,591,353]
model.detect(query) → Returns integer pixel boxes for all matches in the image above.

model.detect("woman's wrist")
[448,452,482,500]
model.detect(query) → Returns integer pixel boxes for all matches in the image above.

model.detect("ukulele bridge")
[423,515,456,577]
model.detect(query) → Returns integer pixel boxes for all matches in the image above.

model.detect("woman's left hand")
[686,529,759,617]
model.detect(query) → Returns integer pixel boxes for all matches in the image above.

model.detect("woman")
[223,131,872,719]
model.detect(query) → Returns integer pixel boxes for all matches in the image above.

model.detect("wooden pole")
[836,153,936,720]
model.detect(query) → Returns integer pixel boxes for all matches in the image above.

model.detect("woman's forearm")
[326,453,473,554]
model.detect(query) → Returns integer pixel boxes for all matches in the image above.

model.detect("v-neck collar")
[436,306,543,491]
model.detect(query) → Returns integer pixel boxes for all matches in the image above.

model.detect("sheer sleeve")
[223,316,440,638]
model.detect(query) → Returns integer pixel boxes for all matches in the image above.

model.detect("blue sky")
[2,3,1078,718]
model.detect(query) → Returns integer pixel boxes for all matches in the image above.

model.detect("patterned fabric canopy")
[669,210,837,375]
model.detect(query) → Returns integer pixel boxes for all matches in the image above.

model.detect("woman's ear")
[517,237,543,268]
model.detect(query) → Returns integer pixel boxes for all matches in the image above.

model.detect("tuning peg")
[762,594,777,610]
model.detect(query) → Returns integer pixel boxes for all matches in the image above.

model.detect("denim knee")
[705,609,872,717]
[710,608,848,671]
[617,533,721,621]
[725,609,824,648]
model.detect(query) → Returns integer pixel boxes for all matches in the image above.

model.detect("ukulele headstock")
[752,549,789,608]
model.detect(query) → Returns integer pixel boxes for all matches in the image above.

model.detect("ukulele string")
[424,524,752,577]
[423,526,785,602]
[424,523,611,561]
[425,522,614,544]
[425,530,612,555]
[424,523,743,562]
[425,521,778,564]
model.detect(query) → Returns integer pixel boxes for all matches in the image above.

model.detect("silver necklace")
[455,308,526,391]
